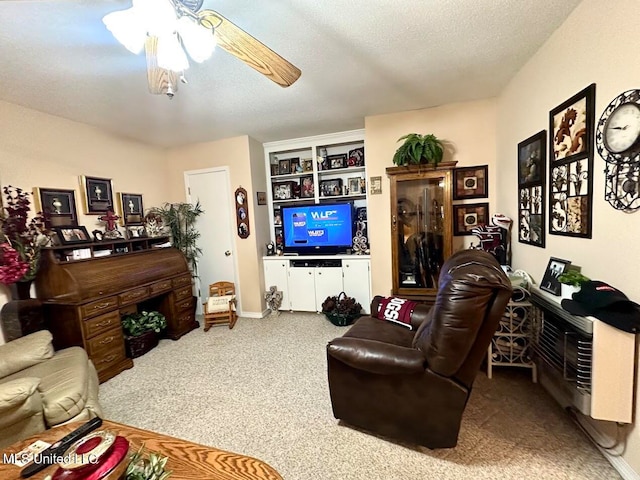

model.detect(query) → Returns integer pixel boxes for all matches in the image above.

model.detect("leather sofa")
[326,249,512,448]
[0,330,103,448]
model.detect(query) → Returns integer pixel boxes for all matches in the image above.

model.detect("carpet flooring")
[100,312,620,480]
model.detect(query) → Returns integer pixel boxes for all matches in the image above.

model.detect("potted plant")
[392,133,444,167]
[121,310,167,358]
[558,270,590,300]
[146,202,204,276]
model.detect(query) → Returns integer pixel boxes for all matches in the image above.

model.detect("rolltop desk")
[34,239,198,383]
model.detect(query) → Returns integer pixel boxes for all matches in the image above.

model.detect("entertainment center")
[262,130,372,312]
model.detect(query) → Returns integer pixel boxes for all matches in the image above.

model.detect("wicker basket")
[125,330,159,358]
[322,292,362,326]
[324,311,361,327]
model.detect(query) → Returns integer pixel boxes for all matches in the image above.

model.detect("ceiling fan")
[103,0,301,97]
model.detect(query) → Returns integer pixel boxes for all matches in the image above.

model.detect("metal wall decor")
[548,84,595,238]
[596,89,640,212]
[235,187,250,238]
[517,131,546,248]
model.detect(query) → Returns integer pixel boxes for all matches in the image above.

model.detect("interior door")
[185,168,237,312]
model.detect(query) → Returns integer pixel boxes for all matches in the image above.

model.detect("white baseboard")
[599,448,640,480]
[240,309,270,319]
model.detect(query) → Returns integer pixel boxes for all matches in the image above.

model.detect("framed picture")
[348,147,365,167]
[369,176,382,195]
[517,131,546,248]
[348,177,361,195]
[54,226,92,245]
[278,158,291,176]
[319,179,343,197]
[33,187,79,228]
[549,84,595,239]
[290,158,302,174]
[270,163,280,176]
[453,202,490,236]
[300,175,314,198]
[453,165,488,200]
[81,176,114,214]
[118,193,144,226]
[301,159,314,172]
[540,257,571,296]
[234,187,250,238]
[274,211,282,226]
[126,226,147,239]
[327,154,347,170]
[256,191,267,205]
[272,181,295,200]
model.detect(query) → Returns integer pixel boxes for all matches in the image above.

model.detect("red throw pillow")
[376,297,418,330]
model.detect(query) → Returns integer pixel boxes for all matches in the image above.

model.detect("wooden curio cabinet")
[386,162,456,304]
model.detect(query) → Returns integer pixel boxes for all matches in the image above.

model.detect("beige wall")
[164,135,267,315]
[496,0,640,473]
[0,100,167,344]
[365,99,498,296]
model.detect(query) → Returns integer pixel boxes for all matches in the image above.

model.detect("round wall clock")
[596,89,640,163]
[596,89,640,212]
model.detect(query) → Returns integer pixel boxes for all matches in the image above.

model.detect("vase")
[1,280,43,342]
[9,280,33,300]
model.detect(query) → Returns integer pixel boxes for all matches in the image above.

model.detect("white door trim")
[183,167,242,315]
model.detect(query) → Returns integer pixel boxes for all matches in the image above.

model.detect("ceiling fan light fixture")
[156,33,190,72]
[102,8,147,54]
[176,16,216,63]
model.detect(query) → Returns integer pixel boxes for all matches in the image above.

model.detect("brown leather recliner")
[326,249,512,448]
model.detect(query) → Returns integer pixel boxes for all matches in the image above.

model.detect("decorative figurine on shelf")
[144,211,164,238]
[264,285,283,316]
[99,208,123,240]
[266,241,276,256]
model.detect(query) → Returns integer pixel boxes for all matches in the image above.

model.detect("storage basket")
[322,292,362,327]
[125,330,159,358]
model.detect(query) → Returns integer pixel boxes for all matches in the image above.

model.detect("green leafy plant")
[147,202,204,275]
[558,270,590,287]
[121,311,167,338]
[125,444,172,480]
[392,133,444,166]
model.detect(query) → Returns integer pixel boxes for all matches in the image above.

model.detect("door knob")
[225,250,231,256]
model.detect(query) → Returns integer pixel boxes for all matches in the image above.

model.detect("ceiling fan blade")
[145,36,179,97]
[198,10,301,88]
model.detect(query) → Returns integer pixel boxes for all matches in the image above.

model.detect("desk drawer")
[119,287,149,306]
[174,285,192,302]
[91,343,126,373]
[83,310,120,339]
[81,297,118,319]
[87,326,123,356]
[175,296,195,312]
[150,279,172,296]
[172,274,192,288]
[176,310,195,329]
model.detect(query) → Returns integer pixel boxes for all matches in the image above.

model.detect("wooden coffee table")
[0,420,283,480]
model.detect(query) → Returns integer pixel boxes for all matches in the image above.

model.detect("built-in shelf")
[45,236,171,263]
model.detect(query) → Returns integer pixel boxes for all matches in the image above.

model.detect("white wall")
[496,0,640,473]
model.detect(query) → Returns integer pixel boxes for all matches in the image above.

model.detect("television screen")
[281,203,353,255]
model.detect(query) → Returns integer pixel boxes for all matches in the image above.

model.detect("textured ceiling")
[0,0,582,148]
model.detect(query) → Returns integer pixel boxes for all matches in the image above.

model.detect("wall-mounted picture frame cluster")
[453,203,490,236]
[234,187,250,238]
[517,130,546,248]
[548,84,595,239]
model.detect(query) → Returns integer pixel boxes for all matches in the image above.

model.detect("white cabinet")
[263,259,290,311]
[288,267,318,311]
[342,258,371,314]
[314,267,344,310]
[262,256,370,313]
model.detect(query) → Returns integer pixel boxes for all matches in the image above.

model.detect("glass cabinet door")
[388,165,454,302]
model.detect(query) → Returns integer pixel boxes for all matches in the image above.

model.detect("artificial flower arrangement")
[0,186,50,285]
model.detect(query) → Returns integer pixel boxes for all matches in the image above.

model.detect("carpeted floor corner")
[100,312,620,480]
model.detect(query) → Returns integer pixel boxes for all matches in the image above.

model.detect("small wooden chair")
[203,281,238,331]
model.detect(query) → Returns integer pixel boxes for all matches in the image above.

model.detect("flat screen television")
[281,202,353,255]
